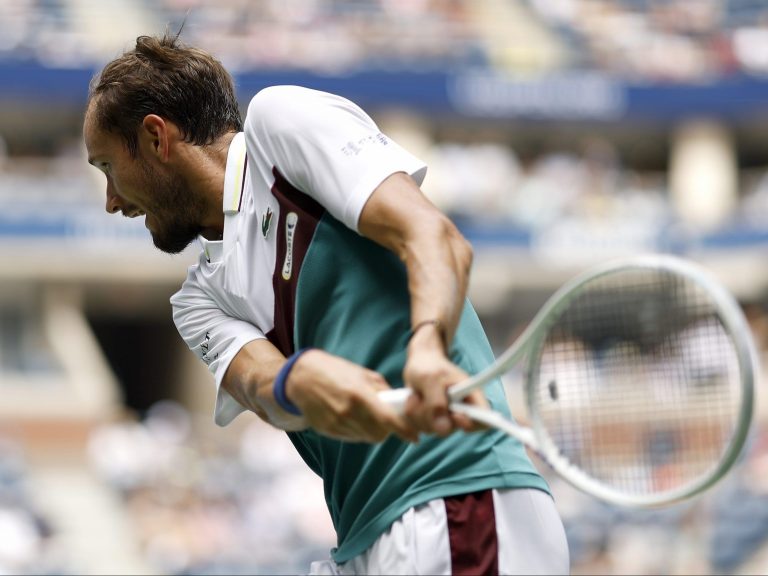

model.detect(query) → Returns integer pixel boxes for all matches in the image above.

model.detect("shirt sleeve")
[170,267,265,427]
[244,85,428,231]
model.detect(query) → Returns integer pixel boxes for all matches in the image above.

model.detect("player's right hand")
[284,349,420,444]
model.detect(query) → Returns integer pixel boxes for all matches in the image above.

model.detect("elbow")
[445,216,473,277]
[413,212,473,276]
[459,230,474,277]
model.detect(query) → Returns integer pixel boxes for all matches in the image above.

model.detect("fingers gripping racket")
[379,255,756,508]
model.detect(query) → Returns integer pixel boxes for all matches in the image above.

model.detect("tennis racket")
[379,254,756,508]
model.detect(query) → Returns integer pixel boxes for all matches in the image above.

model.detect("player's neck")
[182,132,238,239]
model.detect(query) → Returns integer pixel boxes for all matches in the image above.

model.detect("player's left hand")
[403,325,489,437]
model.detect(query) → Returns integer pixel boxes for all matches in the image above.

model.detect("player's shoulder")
[244,86,310,137]
[247,85,327,117]
[246,85,359,128]
[244,86,374,148]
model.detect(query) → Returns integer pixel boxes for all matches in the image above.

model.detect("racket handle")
[377,387,413,415]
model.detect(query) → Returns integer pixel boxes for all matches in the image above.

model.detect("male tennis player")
[83,31,569,575]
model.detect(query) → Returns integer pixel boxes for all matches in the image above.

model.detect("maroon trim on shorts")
[445,490,498,576]
[266,167,326,355]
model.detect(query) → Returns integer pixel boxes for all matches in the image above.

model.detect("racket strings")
[532,269,743,497]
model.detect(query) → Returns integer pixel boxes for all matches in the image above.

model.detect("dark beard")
[151,216,201,254]
[141,162,206,254]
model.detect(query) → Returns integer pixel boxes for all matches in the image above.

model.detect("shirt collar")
[223,132,247,215]
[199,235,223,264]
[197,132,247,263]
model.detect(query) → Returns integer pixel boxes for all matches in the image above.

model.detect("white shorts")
[309,488,570,575]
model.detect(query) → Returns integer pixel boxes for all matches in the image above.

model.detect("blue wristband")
[273,348,312,416]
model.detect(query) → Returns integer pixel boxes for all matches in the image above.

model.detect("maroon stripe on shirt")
[266,167,326,356]
[237,155,248,212]
[445,490,499,576]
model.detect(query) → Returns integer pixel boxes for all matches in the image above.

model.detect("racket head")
[523,254,755,507]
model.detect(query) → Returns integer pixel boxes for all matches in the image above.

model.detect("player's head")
[86,30,242,158]
[83,31,242,254]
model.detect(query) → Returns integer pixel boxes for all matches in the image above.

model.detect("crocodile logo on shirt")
[261,206,273,238]
[282,212,298,280]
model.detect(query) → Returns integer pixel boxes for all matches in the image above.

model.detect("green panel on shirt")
[291,214,549,563]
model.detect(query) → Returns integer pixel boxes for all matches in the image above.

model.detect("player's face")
[84,114,207,254]
[136,159,208,254]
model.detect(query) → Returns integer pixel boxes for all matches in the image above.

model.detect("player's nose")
[105,182,123,215]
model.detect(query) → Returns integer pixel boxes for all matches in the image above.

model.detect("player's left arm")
[358,171,487,436]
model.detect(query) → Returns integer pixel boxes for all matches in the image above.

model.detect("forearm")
[402,214,473,347]
[221,339,308,431]
[358,172,473,348]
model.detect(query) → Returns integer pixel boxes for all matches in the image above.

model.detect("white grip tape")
[377,388,413,415]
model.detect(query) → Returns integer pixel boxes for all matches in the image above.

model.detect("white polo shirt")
[170,85,427,426]
[171,86,550,566]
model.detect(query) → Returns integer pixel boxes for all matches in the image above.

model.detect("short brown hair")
[88,31,242,157]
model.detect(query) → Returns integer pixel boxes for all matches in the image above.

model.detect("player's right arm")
[171,273,416,442]
[224,344,418,442]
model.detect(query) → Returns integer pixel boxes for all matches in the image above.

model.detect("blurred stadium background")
[1,0,768,574]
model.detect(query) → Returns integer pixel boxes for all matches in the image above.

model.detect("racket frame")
[456,254,755,507]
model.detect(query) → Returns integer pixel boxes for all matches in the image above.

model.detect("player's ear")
[140,114,170,162]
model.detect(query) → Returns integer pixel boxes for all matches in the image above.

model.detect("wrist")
[408,319,447,353]
[273,348,314,415]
